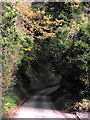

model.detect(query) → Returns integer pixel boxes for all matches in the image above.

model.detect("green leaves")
[6,6,11,11]
[3,12,9,19]
[2,3,18,21]
[4,94,18,111]
[16,2,19,6]
[2,2,90,117]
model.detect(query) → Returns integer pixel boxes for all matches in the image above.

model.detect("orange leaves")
[36,10,41,14]
[43,26,51,30]
[30,28,33,31]
[36,10,45,15]
[74,4,79,8]
[43,16,47,20]
[15,2,64,39]
[37,36,43,39]
[32,13,37,18]
[71,2,80,9]
[46,20,53,25]
[46,33,55,37]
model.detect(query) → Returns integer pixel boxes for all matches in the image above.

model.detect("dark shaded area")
[13,28,89,110]
[13,60,32,100]
[31,2,72,21]
[16,86,59,110]
[45,2,71,21]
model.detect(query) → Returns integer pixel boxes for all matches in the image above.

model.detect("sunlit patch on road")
[15,107,77,118]
[14,86,77,118]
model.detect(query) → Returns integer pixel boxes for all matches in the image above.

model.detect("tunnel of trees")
[1,1,90,118]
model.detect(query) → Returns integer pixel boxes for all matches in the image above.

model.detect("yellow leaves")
[14,16,17,20]
[59,23,62,26]
[41,10,45,15]
[74,4,79,8]
[23,46,33,51]
[71,1,80,9]
[73,21,76,26]
[53,19,64,27]
[74,99,90,112]
[71,4,74,9]
[55,19,64,23]
[55,18,59,22]
[43,16,47,20]
[49,16,52,19]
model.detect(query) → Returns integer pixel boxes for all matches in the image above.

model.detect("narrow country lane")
[14,86,77,119]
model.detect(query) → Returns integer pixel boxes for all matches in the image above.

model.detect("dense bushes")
[50,20,90,95]
[31,2,90,97]
[1,1,90,118]
[1,2,34,118]
[28,2,90,110]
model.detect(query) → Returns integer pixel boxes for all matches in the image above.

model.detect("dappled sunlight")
[15,106,77,118]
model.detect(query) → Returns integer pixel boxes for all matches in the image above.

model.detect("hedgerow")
[1,1,90,118]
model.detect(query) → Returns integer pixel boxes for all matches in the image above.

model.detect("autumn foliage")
[1,2,90,118]
[14,2,64,40]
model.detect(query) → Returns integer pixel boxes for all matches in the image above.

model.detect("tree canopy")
[1,1,90,118]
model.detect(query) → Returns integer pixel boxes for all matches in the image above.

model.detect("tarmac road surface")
[14,85,77,119]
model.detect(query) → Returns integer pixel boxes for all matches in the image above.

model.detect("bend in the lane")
[14,85,77,118]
